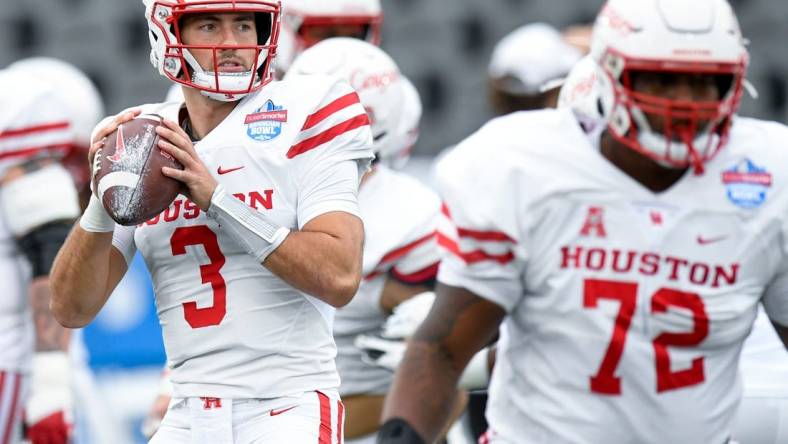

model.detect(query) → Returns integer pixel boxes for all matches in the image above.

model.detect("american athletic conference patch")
[722,158,772,209]
[245,100,287,142]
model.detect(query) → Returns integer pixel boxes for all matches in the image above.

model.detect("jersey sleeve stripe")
[0,143,73,161]
[286,114,370,159]
[363,232,439,280]
[438,232,515,265]
[441,202,452,217]
[363,270,383,281]
[0,121,70,140]
[391,262,440,284]
[457,227,516,243]
[379,231,437,264]
[442,202,516,243]
[300,92,362,132]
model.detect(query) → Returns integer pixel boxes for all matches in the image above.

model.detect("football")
[92,114,183,226]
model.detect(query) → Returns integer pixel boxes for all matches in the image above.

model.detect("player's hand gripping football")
[156,119,218,210]
[87,109,142,195]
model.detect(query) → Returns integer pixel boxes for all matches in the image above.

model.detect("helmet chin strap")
[194,71,256,102]
[630,104,716,175]
[181,48,263,102]
[680,129,705,176]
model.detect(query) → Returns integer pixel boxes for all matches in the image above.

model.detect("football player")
[0,58,103,444]
[145,3,390,431]
[560,52,788,444]
[561,50,788,444]
[285,38,462,444]
[9,58,106,210]
[379,1,788,443]
[487,22,583,115]
[50,1,373,443]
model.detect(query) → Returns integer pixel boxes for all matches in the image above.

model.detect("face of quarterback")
[629,71,730,142]
[298,23,368,49]
[180,12,259,73]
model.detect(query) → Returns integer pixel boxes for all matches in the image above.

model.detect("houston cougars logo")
[107,125,128,163]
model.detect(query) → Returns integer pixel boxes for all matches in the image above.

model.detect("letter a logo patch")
[580,206,607,238]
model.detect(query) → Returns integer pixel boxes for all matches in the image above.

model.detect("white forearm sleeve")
[207,184,290,262]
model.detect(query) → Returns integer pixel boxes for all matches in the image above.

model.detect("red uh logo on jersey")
[580,206,607,238]
[201,397,222,410]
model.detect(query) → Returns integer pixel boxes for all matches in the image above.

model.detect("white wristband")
[458,348,490,390]
[207,184,290,262]
[79,194,116,233]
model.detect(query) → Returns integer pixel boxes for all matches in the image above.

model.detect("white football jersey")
[333,165,442,397]
[111,74,373,399]
[435,109,788,444]
[0,69,74,374]
[739,307,788,396]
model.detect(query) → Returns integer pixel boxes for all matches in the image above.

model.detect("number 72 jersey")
[435,110,788,444]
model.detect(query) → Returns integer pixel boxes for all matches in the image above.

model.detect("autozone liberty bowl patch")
[722,158,772,209]
[246,100,287,142]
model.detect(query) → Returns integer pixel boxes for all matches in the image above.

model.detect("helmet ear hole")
[715,74,735,98]
[255,12,273,44]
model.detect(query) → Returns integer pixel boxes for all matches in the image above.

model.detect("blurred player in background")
[401,21,587,191]
[379,0,788,443]
[0,58,103,444]
[286,38,464,444]
[366,23,587,440]
[487,22,583,115]
[9,58,106,210]
[275,0,382,76]
[50,0,373,442]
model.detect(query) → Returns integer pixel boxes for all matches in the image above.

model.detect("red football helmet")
[144,0,281,102]
[591,0,749,173]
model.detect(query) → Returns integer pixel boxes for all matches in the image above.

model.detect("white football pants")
[150,390,344,444]
[0,371,27,444]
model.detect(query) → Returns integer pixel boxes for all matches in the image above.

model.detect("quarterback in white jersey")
[380,1,788,444]
[286,38,444,442]
[50,2,373,443]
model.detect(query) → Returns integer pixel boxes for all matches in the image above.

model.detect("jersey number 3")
[584,278,709,395]
[171,225,227,328]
